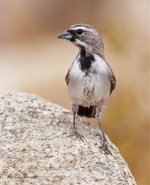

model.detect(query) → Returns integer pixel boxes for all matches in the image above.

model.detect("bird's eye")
[76,29,83,35]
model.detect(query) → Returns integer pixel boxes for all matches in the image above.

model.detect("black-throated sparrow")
[58,24,116,152]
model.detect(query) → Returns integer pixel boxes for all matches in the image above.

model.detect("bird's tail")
[77,105,96,118]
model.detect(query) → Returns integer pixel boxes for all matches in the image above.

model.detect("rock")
[0,91,136,185]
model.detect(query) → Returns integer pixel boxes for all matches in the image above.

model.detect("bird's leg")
[72,104,77,130]
[96,104,111,154]
[71,104,84,141]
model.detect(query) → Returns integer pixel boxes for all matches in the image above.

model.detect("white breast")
[67,55,111,107]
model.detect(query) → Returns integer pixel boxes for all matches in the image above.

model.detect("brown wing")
[65,70,70,85]
[109,73,116,94]
[105,61,116,94]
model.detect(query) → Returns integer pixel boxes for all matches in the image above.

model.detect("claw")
[99,141,112,155]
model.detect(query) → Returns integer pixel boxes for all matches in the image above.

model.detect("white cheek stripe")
[74,39,88,47]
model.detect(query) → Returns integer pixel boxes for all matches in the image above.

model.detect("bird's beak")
[57,30,72,40]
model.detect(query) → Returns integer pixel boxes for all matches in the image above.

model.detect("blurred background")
[0,0,149,184]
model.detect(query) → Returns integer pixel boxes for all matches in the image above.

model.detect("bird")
[57,24,116,152]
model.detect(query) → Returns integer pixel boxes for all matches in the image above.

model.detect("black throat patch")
[79,49,95,71]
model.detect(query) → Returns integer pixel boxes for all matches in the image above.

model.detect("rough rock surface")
[0,91,136,185]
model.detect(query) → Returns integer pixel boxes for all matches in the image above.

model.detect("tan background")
[0,1,149,184]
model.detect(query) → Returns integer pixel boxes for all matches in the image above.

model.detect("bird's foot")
[96,133,112,155]
[70,127,84,141]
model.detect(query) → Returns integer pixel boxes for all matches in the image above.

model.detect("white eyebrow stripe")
[73,26,91,31]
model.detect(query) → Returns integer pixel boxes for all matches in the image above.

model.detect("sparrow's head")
[58,24,104,56]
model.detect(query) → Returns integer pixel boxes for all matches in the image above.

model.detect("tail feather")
[77,105,96,118]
